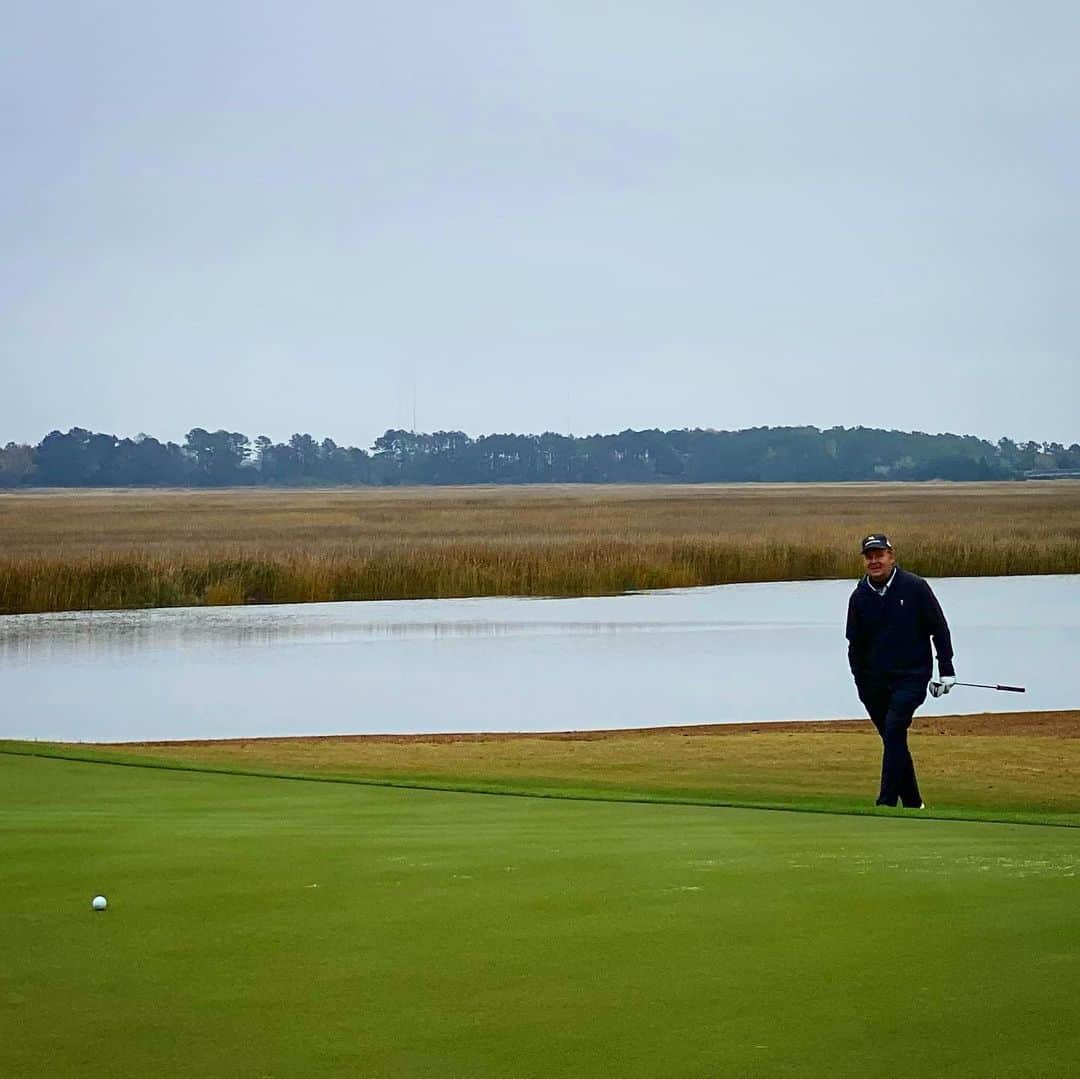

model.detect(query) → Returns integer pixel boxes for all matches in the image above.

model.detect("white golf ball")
[91,895,108,912]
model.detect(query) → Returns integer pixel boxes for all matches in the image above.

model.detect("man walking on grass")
[845,534,956,809]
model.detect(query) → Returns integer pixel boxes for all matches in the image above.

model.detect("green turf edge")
[3,740,1078,829]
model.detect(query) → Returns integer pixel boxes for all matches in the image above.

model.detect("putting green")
[4,754,1078,1078]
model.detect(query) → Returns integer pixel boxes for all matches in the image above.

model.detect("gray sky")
[3,2,1077,448]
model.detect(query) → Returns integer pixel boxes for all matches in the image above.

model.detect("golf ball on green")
[91,895,107,912]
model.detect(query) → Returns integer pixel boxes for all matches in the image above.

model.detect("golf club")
[930,679,1026,697]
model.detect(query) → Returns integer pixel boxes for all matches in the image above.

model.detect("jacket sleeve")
[845,592,861,679]
[921,581,955,677]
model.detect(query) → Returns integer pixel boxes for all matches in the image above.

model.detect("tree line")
[1,425,1078,488]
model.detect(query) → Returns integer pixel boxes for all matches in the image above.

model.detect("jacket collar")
[864,566,898,596]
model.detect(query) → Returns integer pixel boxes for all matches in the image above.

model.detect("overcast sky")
[3,2,1077,448]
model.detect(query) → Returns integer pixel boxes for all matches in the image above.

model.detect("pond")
[1,575,1074,743]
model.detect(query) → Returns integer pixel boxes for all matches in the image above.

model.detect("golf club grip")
[995,684,1026,693]
[956,682,1026,693]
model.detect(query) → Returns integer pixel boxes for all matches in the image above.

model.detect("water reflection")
[0,600,824,663]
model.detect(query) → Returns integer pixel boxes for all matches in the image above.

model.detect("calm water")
[1,576,1075,743]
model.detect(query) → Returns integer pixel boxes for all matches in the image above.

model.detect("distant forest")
[1,425,1079,488]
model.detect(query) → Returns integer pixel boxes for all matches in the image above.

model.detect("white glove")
[929,675,956,698]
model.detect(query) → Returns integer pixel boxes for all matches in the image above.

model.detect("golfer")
[845,534,955,808]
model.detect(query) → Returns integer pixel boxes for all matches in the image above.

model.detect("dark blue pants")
[857,677,927,808]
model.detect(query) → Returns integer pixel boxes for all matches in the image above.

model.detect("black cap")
[861,533,892,553]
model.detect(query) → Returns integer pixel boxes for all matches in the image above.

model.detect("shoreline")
[108,710,1079,748]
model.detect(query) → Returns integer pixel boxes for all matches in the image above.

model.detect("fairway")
[4,754,1078,1078]
[10,710,1076,826]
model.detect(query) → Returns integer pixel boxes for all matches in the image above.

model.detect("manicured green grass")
[6,710,1080,828]
[4,753,1079,1078]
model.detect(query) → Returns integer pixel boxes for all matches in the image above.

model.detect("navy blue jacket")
[845,566,954,687]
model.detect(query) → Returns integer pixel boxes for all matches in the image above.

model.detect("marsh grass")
[2,482,1079,614]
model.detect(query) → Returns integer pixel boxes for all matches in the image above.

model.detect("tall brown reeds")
[1,483,1078,614]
